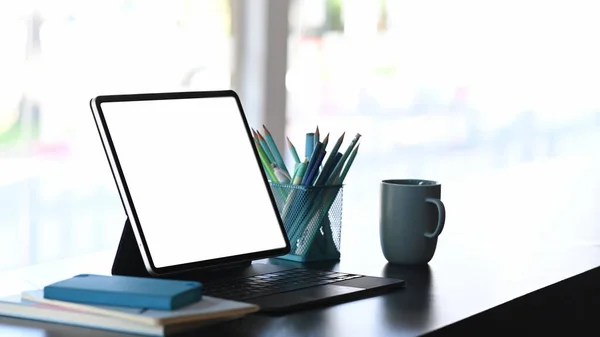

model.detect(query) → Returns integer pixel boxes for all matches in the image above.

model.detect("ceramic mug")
[380,179,445,264]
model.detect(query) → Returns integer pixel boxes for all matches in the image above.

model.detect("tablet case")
[111,218,251,279]
[43,274,203,310]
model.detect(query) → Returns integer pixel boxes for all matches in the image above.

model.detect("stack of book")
[0,289,258,336]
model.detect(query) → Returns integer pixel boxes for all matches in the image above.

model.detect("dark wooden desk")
[2,154,600,336]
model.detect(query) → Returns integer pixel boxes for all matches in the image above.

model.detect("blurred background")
[1,0,599,271]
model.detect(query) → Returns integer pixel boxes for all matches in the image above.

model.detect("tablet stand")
[112,218,250,279]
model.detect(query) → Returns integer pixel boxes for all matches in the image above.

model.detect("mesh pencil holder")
[268,182,344,262]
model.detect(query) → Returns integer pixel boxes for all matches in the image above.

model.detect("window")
[286,0,600,222]
[0,0,232,271]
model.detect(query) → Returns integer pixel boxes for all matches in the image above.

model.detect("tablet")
[89,90,290,276]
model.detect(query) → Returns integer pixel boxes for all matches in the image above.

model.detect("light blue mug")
[380,179,446,265]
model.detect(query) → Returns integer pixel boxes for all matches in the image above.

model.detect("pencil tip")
[323,133,330,142]
[263,125,270,134]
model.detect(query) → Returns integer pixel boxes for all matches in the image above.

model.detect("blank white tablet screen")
[100,96,287,268]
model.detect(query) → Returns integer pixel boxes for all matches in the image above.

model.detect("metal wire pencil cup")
[269,182,344,262]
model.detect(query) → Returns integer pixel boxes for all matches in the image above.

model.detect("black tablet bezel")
[89,90,291,276]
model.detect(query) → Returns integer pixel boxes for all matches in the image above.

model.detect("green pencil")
[256,130,276,164]
[255,139,278,182]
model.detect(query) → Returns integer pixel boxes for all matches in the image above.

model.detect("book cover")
[43,274,202,310]
[22,290,259,326]
[1,292,256,336]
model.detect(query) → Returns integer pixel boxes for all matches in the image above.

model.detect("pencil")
[254,138,278,182]
[336,143,359,184]
[326,133,361,185]
[263,125,289,175]
[321,133,329,149]
[256,130,276,165]
[314,126,320,149]
[314,132,344,186]
[304,149,326,186]
[287,137,301,164]
[316,152,341,186]
[301,141,323,185]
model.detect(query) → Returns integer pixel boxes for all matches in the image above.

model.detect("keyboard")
[202,268,362,301]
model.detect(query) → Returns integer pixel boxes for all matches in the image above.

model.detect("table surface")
[1,153,600,336]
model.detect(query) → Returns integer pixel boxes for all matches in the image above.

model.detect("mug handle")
[424,198,445,238]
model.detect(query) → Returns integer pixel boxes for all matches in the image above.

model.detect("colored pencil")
[321,133,329,150]
[301,141,323,185]
[316,152,341,186]
[304,150,326,186]
[314,126,320,149]
[314,132,344,186]
[254,138,278,182]
[336,143,359,184]
[326,133,361,185]
[263,125,289,175]
[256,130,276,165]
[287,137,301,164]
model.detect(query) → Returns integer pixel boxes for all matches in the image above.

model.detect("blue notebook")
[43,274,202,310]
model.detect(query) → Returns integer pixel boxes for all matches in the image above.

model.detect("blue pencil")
[304,150,326,186]
[301,141,323,185]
